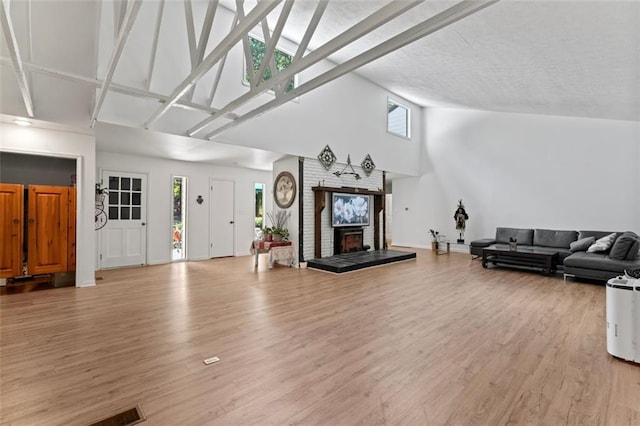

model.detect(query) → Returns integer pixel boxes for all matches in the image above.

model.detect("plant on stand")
[429,229,440,251]
[266,210,291,242]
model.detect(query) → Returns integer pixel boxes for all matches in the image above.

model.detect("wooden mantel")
[312,186,386,258]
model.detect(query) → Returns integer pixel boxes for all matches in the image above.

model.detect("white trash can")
[606,276,638,363]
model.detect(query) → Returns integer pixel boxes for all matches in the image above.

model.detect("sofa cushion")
[610,232,639,260]
[534,229,578,249]
[626,240,640,260]
[495,227,534,245]
[578,230,616,241]
[563,251,640,273]
[587,232,617,253]
[570,236,595,252]
[470,238,496,248]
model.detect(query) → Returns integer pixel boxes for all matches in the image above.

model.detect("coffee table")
[482,245,559,274]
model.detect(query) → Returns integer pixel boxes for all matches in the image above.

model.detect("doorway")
[254,183,265,238]
[209,179,234,258]
[100,170,147,268]
[172,176,187,261]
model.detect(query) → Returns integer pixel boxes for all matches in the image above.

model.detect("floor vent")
[89,405,145,426]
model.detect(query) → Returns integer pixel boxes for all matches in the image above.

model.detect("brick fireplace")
[334,227,364,254]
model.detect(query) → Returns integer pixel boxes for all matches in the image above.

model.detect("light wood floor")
[1,249,639,425]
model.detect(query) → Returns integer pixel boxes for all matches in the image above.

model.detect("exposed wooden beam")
[208,12,238,106]
[0,57,240,118]
[204,0,500,139]
[145,0,165,91]
[0,0,34,117]
[90,0,142,127]
[187,0,422,136]
[251,0,294,88]
[144,0,281,128]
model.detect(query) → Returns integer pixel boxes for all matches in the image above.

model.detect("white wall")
[393,108,640,248]
[0,121,96,287]
[272,156,300,264]
[96,152,272,265]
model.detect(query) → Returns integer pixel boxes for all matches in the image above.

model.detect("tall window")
[172,176,187,261]
[244,36,296,93]
[387,98,410,139]
[254,183,264,230]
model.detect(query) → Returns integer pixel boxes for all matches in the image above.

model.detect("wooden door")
[28,185,69,275]
[68,187,76,271]
[209,179,235,258]
[0,183,24,278]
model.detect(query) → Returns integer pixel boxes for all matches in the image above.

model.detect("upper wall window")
[244,36,296,93]
[387,98,410,139]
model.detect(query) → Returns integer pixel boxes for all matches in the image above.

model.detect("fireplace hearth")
[334,227,364,255]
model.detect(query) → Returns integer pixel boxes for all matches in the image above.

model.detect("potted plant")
[429,229,440,251]
[266,210,291,243]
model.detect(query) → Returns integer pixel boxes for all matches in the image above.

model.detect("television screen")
[332,193,370,227]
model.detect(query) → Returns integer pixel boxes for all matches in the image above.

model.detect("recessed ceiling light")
[14,118,32,127]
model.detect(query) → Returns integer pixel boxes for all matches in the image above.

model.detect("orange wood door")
[0,183,24,278]
[27,185,69,275]
[68,187,76,271]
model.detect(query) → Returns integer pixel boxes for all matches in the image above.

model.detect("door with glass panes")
[100,170,147,268]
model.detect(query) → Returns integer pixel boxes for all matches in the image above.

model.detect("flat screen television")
[332,193,370,227]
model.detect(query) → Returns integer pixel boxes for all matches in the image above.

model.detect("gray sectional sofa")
[470,227,640,281]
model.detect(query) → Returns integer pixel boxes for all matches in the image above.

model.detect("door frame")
[209,177,235,258]
[98,168,149,269]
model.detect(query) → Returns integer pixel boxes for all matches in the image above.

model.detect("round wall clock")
[274,171,296,209]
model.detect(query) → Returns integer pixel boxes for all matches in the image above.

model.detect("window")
[244,36,296,93]
[172,176,187,261]
[254,183,264,229]
[387,99,410,139]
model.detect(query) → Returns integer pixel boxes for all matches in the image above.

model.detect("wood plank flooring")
[1,249,638,425]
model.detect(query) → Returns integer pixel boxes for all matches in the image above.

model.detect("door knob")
[141,222,146,226]
[229,221,234,224]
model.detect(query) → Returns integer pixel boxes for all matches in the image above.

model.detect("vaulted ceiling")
[1,0,639,168]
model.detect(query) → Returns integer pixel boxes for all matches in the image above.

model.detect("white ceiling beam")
[0,57,240,118]
[145,0,165,91]
[196,0,219,65]
[187,0,422,136]
[236,0,256,89]
[208,12,238,106]
[204,0,500,139]
[292,0,328,62]
[184,0,197,67]
[114,0,128,40]
[90,0,143,127]
[144,0,282,128]
[275,0,328,96]
[0,0,34,117]
[186,0,219,102]
[251,0,294,88]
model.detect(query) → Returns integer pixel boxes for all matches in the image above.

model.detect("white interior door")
[210,179,234,258]
[100,170,147,268]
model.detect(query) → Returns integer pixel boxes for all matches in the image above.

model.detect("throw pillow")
[570,236,595,252]
[625,239,640,261]
[610,232,639,260]
[587,232,617,253]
